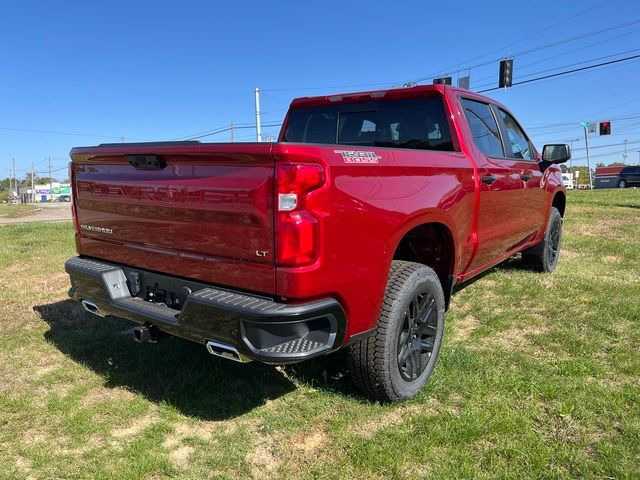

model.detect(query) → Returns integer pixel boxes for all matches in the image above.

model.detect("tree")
[36,177,58,185]
[23,171,37,186]
[0,177,11,191]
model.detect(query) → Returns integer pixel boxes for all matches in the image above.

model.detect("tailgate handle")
[126,154,167,170]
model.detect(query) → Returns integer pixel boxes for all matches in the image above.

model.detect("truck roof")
[289,84,497,109]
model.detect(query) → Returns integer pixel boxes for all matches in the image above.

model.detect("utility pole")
[231,121,235,143]
[582,123,593,189]
[637,150,640,166]
[12,158,16,194]
[564,138,580,178]
[31,162,35,203]
[255,88,262,143]
[623,139,628,163]
[48,156,52,195]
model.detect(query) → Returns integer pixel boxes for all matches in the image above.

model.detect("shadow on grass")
[34,300,357,421]
[453,256,529,294]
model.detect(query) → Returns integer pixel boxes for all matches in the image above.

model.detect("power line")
[571,140,640,152]
[474,47,640,89]
[410,17,640,85]
[0,126,143,140]
[426,1,613,76]
[477,53,640,93]
[185,122,283,140]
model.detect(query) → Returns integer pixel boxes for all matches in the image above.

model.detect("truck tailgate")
[70,143,275,294]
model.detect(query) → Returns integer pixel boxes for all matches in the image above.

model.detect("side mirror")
[542,144,571,164]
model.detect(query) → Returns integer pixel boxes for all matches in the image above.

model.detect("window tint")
[460,99,504,158]
[283,97,454,151]
[284,107,336,144]
[497,109,532,160]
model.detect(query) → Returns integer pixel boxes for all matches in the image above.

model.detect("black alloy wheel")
[522,206,563,273]
[397,292,438,381]
[547,213,562,270]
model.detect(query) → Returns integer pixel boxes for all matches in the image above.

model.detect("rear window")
[283,97,454,151]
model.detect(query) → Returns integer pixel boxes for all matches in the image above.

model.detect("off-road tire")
[522,207,563,272]
[348,261,445,402]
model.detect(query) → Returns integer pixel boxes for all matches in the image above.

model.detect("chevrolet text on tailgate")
[66,85,569,401]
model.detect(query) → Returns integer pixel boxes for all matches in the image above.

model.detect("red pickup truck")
[65,85,569,401]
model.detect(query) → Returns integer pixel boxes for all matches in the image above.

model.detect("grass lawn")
[0,204,39,218]
[0,189,638,479]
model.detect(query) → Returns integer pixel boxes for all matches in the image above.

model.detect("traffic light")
[499,59,513,88]
[433,76,452,85]
[599,121,611,135]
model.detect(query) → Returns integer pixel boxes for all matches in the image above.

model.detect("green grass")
[0,190,639,479]
[0,203,39,218]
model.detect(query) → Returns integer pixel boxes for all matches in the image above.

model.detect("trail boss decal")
[334,150,382,164]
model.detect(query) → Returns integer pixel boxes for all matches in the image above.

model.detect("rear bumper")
[65,256,346,364]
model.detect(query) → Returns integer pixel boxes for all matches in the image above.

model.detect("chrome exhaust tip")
[81,300,103,317]
[206,340,252,363]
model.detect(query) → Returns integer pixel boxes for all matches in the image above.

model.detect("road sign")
[575,171,580,178]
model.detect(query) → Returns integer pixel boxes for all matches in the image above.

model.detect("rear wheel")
[522,207,563,272]
[618,179,627,188]
[348,261,445,402]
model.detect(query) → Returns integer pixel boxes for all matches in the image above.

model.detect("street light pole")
[581,122,593,189]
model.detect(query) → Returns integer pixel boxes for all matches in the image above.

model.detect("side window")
[497,109,532,160]
[460,99,504,158]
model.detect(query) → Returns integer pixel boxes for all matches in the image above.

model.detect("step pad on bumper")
[65,256,346,364]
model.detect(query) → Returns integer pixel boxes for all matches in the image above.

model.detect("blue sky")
[1,0,639,179]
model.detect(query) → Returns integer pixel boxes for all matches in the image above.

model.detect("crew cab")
[65,85,569,401]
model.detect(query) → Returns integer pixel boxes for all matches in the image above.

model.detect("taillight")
[275,163,324,267]
[69,162,80,232]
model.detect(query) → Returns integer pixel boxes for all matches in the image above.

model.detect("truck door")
[459,98,526,271]
[493,106,547,245]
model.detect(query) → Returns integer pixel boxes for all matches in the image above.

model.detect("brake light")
[275,163,324,267]
[69,162,80,232]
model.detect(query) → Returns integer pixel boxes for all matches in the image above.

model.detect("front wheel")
[348,261,445,402]
[522,207,563,272]
[618,179,627,188]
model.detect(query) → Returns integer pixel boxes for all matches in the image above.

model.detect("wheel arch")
[391,220,456,309]
[552,190,566,217]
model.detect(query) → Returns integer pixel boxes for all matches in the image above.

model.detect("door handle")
[481,174,497,185]
[520,173,531,181]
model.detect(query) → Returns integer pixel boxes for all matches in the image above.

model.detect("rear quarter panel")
[273,143,476,340]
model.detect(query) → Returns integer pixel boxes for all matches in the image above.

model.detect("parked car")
[65,85,568,401]
[562,173,574,189]
[617,166,640,188]
[57,194,71,202]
